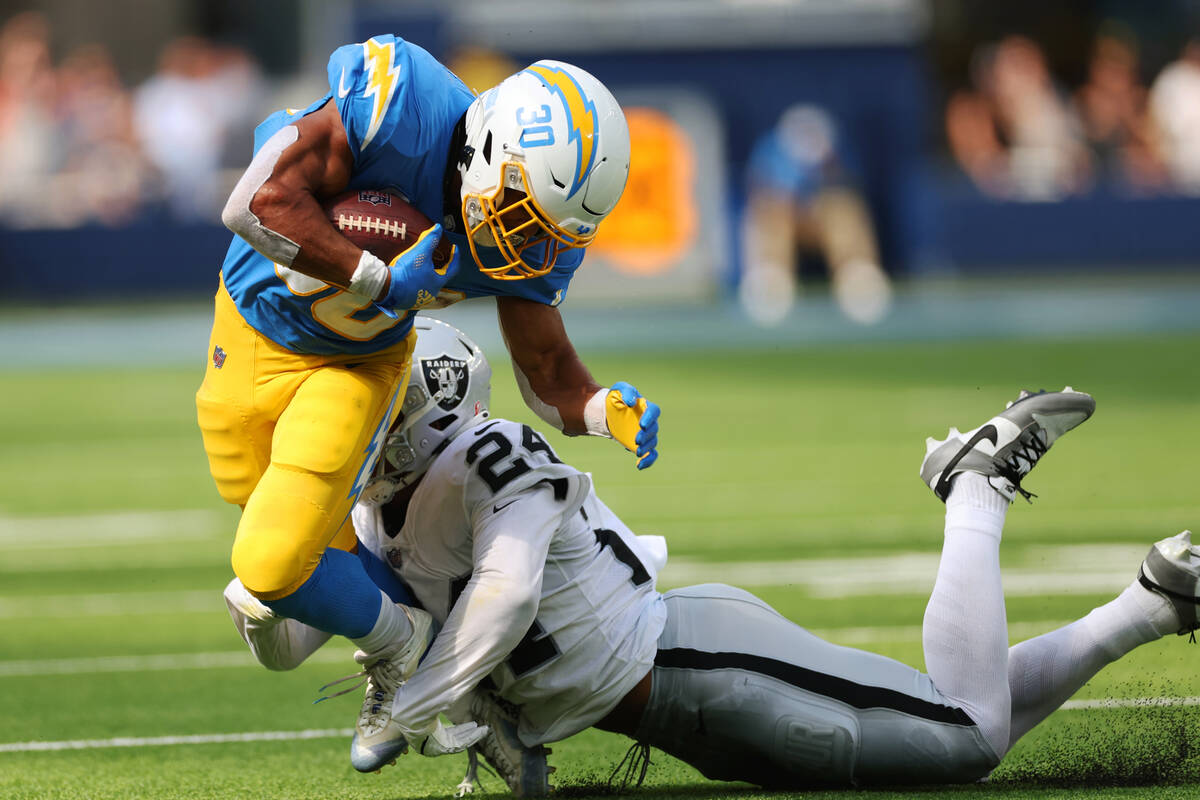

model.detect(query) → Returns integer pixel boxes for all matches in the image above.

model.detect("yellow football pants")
[195,282,415,600]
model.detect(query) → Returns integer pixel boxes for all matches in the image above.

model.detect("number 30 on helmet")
[458,60,631,280]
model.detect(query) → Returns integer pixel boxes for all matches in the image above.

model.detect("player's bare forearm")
[227,100,361,289]
[497,296,600,435]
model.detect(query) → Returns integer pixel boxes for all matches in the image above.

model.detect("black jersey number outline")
[465,425,561,493]
[594,528,651,586]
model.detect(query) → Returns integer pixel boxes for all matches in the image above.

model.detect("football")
[322,188,452,267]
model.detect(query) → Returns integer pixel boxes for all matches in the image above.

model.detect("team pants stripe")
[655,647,976,727]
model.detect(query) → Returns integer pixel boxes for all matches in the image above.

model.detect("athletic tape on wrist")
[584,387,611,438]
[348,250,389,300]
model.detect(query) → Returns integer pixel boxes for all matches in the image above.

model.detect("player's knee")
[231,534,313,599]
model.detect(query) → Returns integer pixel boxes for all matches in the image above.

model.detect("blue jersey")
[220,36,583,355]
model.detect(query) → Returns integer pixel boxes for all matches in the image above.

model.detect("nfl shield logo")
[358,190,392,206]
[212,345,227,369]
[420,355,468,411]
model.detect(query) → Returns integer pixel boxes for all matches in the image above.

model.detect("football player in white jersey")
[225,318,1200,792]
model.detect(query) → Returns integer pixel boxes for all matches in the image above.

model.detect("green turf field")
[1,330,1198,799]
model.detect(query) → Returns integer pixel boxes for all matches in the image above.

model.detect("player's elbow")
[476,575,540,635]
[509,585,540,625]
[220,175,259,237]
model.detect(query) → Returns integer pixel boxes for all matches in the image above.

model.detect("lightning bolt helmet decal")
[522,63,599,199]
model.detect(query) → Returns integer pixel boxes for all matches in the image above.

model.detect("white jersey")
[356,418,667,745]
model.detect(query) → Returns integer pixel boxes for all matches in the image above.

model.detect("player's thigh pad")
[232,358,412,598]
[636,584,998,787]
[195,285,294,505]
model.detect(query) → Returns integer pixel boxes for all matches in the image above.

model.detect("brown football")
[322,188,452,267]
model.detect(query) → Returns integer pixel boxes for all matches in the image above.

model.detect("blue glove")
[606,381,660,470]
[376,224,460,316]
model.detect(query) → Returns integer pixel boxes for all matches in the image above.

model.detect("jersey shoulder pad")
[327,35,412,155]
[327,35,471,159]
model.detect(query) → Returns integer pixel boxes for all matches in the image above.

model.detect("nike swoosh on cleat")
[933,424,998,501]
[338,68,352,98]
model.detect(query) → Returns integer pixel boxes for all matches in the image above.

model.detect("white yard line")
[0,590,221,618]
[1061,696,1200,710]
[5,697,1200,753]
[0,648,353,677]
[0,619,1073,678]
[0,729,355,752]
[0,509,226,550]
[1,543,1150,619]
[659,543,1149,597]
[808,619,1078,645]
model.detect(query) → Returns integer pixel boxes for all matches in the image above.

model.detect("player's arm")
[389,491,555,745]
[497,296,660,469]
[221,101,360,287]
[221,101,455,306]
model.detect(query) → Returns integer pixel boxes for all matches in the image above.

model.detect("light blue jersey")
[220,36,583,355]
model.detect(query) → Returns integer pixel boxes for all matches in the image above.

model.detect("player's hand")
[606,381,660,470]
[376,224,461,313]
[402,719,489,757]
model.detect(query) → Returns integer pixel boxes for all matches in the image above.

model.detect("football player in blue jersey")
[195,35,660,773]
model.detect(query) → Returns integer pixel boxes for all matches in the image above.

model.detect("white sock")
[922,472,1012,758]
[351,591,414,659]
[1006,578,1176,748]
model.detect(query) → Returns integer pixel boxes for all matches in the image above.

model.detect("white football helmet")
[366,317,491,503]
[458,60,631,280]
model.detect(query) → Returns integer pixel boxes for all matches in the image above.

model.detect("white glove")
[402,719,490,757]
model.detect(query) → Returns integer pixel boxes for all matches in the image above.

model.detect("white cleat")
[453,691,551,797]
[1139,530,1200,636]
[339,606,434,773]
[920,387,1095,503]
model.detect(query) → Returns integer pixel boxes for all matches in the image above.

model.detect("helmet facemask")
[462,163,594,280]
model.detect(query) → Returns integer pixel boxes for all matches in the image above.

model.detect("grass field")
[1,327,1198,800]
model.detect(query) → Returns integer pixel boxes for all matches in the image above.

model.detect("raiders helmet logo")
[420,355,469,411]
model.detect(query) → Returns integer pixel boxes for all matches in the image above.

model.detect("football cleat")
[333,606,434,773]
[1138,530,1200,635]
[920,387,1095,503]
[459,691,551,797]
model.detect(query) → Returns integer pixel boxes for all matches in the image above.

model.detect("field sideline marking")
[5,698,1200,753]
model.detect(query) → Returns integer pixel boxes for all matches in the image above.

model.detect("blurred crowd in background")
[0,11,264,228]
[7,3,1200,231]
[2,0,1199,325]
[945,30,1200,200]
